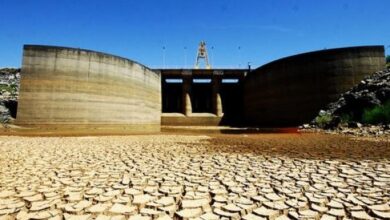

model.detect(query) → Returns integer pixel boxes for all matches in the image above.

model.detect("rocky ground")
[0,134,389,220]
[300,125,390,138]
[302,68,390,137]
[0,68,20,124]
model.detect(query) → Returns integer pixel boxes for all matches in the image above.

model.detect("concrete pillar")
[212,75,223,117]
[182,75,192,116]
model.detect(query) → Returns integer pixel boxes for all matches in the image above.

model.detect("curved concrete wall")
[243,46,385,127]
[16,45,161,132]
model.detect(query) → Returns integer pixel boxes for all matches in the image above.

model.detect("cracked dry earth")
[0,134,389,220]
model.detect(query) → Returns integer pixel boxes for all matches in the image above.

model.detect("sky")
[0,0,389,69]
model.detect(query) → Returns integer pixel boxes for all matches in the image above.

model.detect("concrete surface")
[161,113,223,126]
[16,45,161,133]
[160,69,245,126]
[243,46,386,127]
[13,45,387,130]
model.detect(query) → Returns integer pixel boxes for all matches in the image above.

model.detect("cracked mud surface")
[0,134,389,219]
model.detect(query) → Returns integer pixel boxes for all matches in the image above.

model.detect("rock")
[319,110,327,116]
[376,87,390,102]
[0,68,21,124]
[348,121,362,128]
[304,68,390,137]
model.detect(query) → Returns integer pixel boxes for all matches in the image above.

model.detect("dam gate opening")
[159,69,247,126]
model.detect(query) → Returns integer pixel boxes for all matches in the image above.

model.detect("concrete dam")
[17,45,161,133]
[16,45,385,132]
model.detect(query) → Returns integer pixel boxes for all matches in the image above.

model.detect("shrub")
[340,113,353,124]
[315,114,333,128]
[362,101,390,124]
[9,83,18,96]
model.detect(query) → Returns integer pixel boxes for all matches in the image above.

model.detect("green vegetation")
[9,83,18,96]
[362,101,390,124]
[0,84,9,91]
[315,114,333,128]
[340,113,353,124]
[0,83,18,98]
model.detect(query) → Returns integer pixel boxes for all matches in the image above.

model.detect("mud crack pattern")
[0,134,389,220]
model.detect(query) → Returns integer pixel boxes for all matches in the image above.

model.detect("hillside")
[0,68,20,124]
[304,68,390,136]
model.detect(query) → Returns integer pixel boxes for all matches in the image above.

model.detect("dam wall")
[16,45,161,133]
[243,46,386,127]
